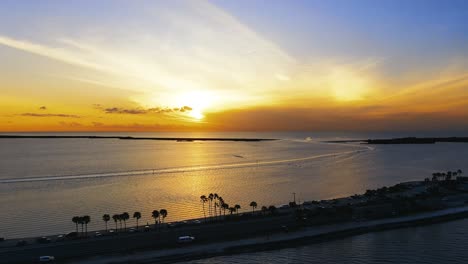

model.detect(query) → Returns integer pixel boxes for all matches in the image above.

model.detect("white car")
[39,256,55,262]
[178,236,195,243]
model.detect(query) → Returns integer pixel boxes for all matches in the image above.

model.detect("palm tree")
[208,193,214,218]
[112,214,119,230]
[79,216,85,235]
[133,212,142,230]
[218,196,224,217]
[72,216,80,233]
[160,209,168,223]
[458,169,463,176]
[152,210,160,229]
[268,205,277,215]
[250,201,257,214]
[214,193,219,217]
[83,215,90,236]
[261,206,268,215]
[200,195,208,222]
[121,212,130,231]
[102,214,110,231]
[229,207,236,215]
[222,203,229,216]
[234,204,241,215]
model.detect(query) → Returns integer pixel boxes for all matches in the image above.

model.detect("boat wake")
[0,141,372,184]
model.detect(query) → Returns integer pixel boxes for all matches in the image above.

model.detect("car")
[94,231,102,237]
[178,236,195,243]
[39,256,55,262]
[192,220,202,225]
[37,237,51,244]
[108,229,116,235]
[55,235,65,242]
[129,228,137,233]
[144,225,150,232]
[16,240,28,247]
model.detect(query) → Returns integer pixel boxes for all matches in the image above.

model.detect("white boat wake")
[0,140,373,184]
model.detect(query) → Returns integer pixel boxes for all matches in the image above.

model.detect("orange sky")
[1,1,468,132]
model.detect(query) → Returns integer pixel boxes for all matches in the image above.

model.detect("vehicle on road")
[178,236,195,243]
[39,256,55,262]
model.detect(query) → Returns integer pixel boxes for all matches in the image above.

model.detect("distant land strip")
[0,135,276,142]
[325,137,468,144]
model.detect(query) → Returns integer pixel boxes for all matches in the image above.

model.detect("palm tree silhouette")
[234,204,241,215]
[79,216,85,235]
[218,196,224,217]
[133,212,142,230]
[222,203,229,217]
[83,215,90,237]
[200,195,208,222]
[229,207,236,215]
[160,209,168,223]
[102,214,110,231]
[250,201,257,214]
[112,214,119,231]
[152,210,160,229]
[268,205,277,215]
[208,193,214,218]
[261,206,268,215]
[214,193,219,217]
[72,216,80,233]
[121,212,130,231]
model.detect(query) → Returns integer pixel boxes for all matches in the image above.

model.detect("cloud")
[39,106,47,110]
[58,121,83,127]
[20,113,81,118]
[95,105,193,115]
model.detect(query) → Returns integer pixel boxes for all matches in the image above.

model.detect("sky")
[1,0,467,132]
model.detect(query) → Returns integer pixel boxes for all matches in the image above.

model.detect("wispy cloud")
[95,105,192,115]
[20,113,81,118]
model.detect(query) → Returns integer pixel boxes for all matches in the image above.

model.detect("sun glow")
[177,91,215,121]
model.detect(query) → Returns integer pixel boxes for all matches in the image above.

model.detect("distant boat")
[233,155,244,158]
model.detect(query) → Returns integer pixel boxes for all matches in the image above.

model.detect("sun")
[189,109,204,120]
[178,91,215,121]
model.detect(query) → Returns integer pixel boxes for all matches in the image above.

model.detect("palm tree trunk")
[105,222,108,231]
[136,219,139,230]
[202,203,206,222]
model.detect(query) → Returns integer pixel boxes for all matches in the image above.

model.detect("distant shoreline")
[325,137,468,144]
[0,135,277,142]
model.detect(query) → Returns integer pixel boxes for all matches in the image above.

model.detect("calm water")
[0,132,467,244]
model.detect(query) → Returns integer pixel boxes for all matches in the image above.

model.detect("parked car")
[39,256,55,262]
[94,232,102,237]
[177,236,195,243]
[144,225,150,232]
[55,235,65,242]
[129,228,137,233]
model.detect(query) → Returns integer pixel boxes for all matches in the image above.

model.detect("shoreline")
[0,135,276,142]
[325,136,468,144]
